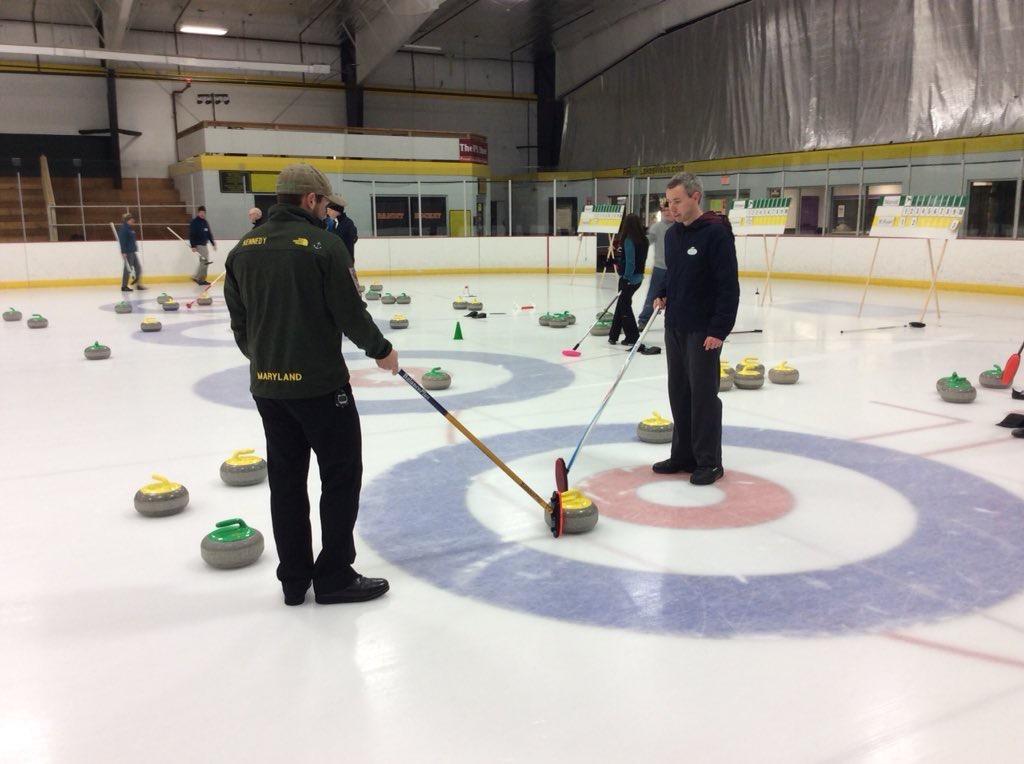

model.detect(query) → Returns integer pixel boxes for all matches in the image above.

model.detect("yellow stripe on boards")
[5,269,1024,297]
[170,154,490,179]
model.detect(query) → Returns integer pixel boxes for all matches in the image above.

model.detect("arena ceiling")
[0,0,743,94]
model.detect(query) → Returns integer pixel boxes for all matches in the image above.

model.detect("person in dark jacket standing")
[117,213,146,292]
[653,172,739,486]
[608,213,648,350]
[224,163,399,606]
[325,200,359,262]
[188,206,216,285]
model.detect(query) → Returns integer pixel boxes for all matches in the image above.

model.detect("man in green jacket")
[225,163,398,606]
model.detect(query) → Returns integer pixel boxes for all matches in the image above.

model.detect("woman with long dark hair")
[608,213,649,349]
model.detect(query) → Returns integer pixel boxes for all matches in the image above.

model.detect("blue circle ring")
[194,349,575,416]
[360,423,1024,637]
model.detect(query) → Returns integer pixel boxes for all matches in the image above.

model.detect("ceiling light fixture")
[179,24,228,36]
[401,44,443,53]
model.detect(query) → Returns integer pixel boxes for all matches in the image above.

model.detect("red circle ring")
[575,466,795,529]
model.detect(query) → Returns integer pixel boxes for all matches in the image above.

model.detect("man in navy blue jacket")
[117,213,147,292]
[188,206,216,285]
[653,172,740,486]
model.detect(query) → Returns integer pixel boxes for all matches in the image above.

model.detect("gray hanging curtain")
[560,0,1024,170]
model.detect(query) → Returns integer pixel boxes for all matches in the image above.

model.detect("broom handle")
[567,290,621,352]
[399,370,550,511]
[566,309,663,472]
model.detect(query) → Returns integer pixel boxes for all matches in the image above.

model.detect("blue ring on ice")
[359,423,1024,637]
[194,350,574,416]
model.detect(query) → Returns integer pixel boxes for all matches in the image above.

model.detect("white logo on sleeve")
[687,246,698,256]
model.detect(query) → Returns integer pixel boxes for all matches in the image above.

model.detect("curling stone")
[84,341,111,360]
[365,290,381,301]
[196,295,213,306]
[595,310,613,321]
[637,412,674,444]
[734,364,765,390]
[720,359,736,379]
[370,283,384,292]
[564,312,576,325]
[937,372,977,403]
[539,313,552,326]
[768,361,800,385]
[220,448,268,486]
[735,356,765,375]
[390,313,409,329]
[3,307,21,322]
[114,301,133,314]
[140,316,162,332]
[453,297,468,310]
[979,365,1010,389]
[466,298,483,311]
[162,299,180,312]
[200,518,265,569]
[422,367,451,390]
[134,474,189,517]
[381,293,396,305]
[590,320,612,336]
[396,293,411,305]
[719,365,735,392]
[156,293,172,305]
[547,313,570,329]
[27,314,48,329]
[547,490,599,534]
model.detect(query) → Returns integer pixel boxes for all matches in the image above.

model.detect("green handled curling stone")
[201,518,265,569]
[979,365,1011,389]
[937,372,977,403]
[84,341,111,360]
[421,367,451,390]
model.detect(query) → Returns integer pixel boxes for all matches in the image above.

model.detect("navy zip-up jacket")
[657,211,740,340]
[189,216,215,247]
[117,222,137,254]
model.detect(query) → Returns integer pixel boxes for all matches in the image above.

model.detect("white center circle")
[634,480,726,508]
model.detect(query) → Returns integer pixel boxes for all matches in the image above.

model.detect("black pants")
[254,384,363,595]
[665,328,723,467]
[609,279,641,344]
[120,252,141,289]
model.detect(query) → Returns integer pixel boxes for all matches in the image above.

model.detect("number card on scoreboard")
[728,198,791,236]
[578,203,625,234]
[870,194,966,240]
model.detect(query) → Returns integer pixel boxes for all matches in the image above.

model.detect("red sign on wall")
[459,136,488,164]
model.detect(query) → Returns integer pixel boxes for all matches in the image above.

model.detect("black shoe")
[620,338,637,346]
[1013,389,1024,401]
[608,337,619,345]
[652,458,697,474]
[1013,428,1024,438]
[193,278,211,286]
[315,575,390,604]
[638,344,661,355]
[690,466,725,485]
[134,285,147,291]
[121,286,132,292]
[283,583,311,606]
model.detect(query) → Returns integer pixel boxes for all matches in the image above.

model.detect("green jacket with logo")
[224,204,391,398]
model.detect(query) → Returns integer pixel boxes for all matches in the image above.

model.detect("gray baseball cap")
[276,163,345,207]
